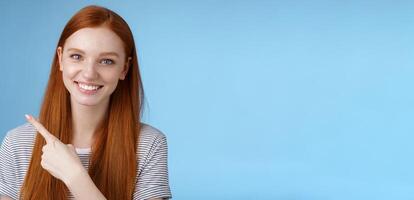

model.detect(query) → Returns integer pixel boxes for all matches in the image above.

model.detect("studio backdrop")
[1,0,413,199]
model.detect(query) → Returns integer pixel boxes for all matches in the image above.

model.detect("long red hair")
[20,5,144,200]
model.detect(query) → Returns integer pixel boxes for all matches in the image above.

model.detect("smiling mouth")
[74,81,103,91]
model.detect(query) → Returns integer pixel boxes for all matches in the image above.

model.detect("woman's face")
[57,26,130,107]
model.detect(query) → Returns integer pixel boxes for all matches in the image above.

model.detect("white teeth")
[78,82,100,91]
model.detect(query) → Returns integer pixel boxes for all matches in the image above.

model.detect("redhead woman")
[0,5,172,200]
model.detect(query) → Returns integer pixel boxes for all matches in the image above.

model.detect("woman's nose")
[81,60,98,80]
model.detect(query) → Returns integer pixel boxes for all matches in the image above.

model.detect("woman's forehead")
[63,27,125,56]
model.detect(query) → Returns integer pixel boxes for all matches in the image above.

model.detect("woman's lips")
[75,81,103,87]
[74,81,103,95]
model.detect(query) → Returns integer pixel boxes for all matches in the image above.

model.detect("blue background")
[1,0,413,199]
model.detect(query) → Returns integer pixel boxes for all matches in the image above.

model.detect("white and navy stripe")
[0,122,172,200]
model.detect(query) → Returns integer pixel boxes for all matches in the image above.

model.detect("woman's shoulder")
[137,123,169,160]
[2,123,37,146]
[2,122,165,144]
[139,123,167,140]
[138,123,168,148]
[1,123,37,159]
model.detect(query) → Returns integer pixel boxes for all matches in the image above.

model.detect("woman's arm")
[65,168,164,200]
[65,166,106,200]
[25,115,107,199]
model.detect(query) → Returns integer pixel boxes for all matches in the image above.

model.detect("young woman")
[0,5,171,200]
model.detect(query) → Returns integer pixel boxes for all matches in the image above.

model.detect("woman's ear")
[120,57,132,80]
[57,46,63,71]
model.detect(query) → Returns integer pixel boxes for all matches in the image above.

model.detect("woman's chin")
[72,97,104,107]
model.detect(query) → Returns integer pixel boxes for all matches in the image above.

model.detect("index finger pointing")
[25,114,57,144]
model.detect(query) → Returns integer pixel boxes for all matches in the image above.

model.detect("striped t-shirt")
[0,122,172,200]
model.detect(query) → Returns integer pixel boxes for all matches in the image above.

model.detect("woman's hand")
[25,114,85,185]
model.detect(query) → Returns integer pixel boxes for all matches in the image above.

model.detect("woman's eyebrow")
[99,52,120,58]
[67,48,85,53]
[66,48,119,58]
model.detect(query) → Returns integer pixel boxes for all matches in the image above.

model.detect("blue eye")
[101,59,114,65]
[70,54,81,60]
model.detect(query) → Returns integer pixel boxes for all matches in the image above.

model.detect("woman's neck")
[70,98,109,147]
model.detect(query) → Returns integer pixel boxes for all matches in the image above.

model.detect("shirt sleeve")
[0,133,19,199]
[134,134,172,200]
